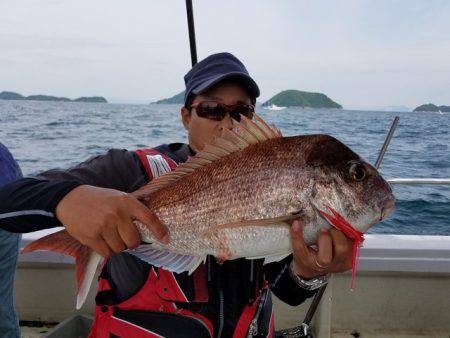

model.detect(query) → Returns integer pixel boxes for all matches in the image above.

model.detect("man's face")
[181,82,252,152]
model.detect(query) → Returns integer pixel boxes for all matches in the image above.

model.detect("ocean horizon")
[1,100,449,236]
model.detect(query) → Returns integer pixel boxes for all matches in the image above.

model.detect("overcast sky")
[0,0,449,109]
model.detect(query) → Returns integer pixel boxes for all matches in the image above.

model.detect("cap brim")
[191,72,260,101]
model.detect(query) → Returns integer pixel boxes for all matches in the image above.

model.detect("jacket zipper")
[217,290,224,338]
[247,288,268,337]
[190,315,213,337]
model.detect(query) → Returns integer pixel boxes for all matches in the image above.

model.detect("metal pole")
[302,285,327,326]
[185,0,198,66]
[375,116,399,169]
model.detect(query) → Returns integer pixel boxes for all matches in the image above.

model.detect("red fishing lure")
[320,206,365,289]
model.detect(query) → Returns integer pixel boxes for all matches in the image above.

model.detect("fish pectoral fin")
[128,245,205,275]
[263,252,292,265]
[264,252,291,265]
[206,213,301,233]
[244,252,292,264]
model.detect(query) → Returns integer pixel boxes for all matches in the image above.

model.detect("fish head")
[303,135,396,233]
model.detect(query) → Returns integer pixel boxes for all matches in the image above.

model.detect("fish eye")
[349,162,366,181]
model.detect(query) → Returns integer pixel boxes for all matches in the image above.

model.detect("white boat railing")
[388,178,450,185]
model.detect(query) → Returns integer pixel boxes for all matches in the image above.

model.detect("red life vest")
[88,148,274,338]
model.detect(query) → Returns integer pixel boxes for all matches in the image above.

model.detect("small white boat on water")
[263,103,286,111]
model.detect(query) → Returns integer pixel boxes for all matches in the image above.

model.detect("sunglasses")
[189,100,254,122]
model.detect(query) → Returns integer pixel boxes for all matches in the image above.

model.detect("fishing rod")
[277,116,400,338]
[376,117,450,185]
[185,0,198,66]
[373,117,450,186]
[375,116,399,169]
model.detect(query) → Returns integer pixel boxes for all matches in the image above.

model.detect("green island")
[263,90,342,108]
[153,91,185,104]
[154,89,342,109]
[0,91,107,103]
[413,103,450,112]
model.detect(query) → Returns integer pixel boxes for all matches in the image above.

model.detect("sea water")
[1,100,449,235]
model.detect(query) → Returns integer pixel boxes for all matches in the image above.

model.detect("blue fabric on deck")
[0,143,22,338]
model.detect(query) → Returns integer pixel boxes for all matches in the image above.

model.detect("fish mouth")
[379,196,396,221]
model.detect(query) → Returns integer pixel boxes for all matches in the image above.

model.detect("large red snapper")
[23,114,395,308]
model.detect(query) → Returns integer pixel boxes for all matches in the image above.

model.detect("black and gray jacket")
[0,143,317,337]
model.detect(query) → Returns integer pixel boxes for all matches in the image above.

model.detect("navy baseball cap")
[183,52,260,106]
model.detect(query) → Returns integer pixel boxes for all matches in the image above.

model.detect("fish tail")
[21,230,101,309]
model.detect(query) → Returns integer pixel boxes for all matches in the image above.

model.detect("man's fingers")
[102,225,127,253]
[329,228,352,256]
[316,229,333,268]
[329,228,353,271]
[290,220,330,278]
[128,197,169,244]
[117,219,141,249]
[86,238,113,258]
[290,220,309,257]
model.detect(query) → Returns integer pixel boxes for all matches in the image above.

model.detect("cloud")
[0,0,449,108]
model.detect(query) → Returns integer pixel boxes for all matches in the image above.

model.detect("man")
[0,143,23,338]
[0,53,352,337]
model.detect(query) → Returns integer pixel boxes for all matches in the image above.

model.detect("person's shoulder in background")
[0,143,23,185]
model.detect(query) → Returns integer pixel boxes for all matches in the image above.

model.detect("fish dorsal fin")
[133,113,282,197]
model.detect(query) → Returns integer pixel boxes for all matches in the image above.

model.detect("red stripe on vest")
[193,264,209,302]
[232,295,259,338]
[268,310,275,338]
[232,284,274,338]
[135,148,178,180]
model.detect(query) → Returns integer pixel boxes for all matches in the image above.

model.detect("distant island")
[413,103,450,112]
[154,89,342,109]
[0,91,107,103]
[153,91,185,104]
[263,90,342,109]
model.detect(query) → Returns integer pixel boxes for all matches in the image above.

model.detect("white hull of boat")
[15,233,450,337]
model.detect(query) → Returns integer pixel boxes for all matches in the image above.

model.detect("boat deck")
[332,333,450,338]
[19,326,450,338]
[20,326,52,338]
